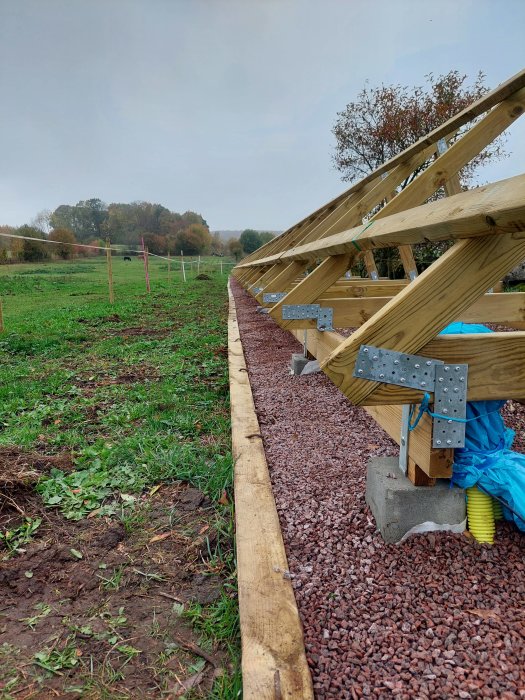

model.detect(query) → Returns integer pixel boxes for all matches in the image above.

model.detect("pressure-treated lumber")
[270,254,354,328]
[281,292,525,330]
[322,233,525,406]
[255,261,308,303]
[228,282,313,700]
[289,328,453,477]
[240,173,525,267]
[239,68,525,268]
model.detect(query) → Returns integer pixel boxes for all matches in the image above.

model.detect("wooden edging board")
[228,280,314,700]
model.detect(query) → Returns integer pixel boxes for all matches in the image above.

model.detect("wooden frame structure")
[233,68,525,486]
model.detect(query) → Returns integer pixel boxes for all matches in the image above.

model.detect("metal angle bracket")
[353,345,442,391]
[262,292,286,303]
[353,345,468,450]
[252,286,263,294]
[281,304,334,332]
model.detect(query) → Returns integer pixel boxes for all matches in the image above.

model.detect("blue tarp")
[440,322,525,530]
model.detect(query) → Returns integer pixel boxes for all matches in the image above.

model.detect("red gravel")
[231,279,525,700]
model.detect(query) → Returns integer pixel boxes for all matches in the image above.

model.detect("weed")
[21,602,52,630]
[97,565,127,591]
[0,517,42,558]
[33,636,81,675]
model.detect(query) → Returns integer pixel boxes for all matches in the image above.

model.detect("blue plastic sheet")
[440,322,525,530]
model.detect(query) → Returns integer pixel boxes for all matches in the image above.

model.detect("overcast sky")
[1,0,524,231]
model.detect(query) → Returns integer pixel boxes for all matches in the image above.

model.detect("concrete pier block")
[366,457,466,543]
[290,353,309,375]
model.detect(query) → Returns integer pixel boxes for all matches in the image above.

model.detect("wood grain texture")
[321,233,525,406]
[255,261,308,303]
[239,173,525,267]
[229,282,314,700]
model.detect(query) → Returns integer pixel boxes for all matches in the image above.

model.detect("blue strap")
[408,393,500,432]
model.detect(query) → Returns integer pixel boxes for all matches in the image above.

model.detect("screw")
[373,355,378,360]
[444,366,450,371]
[454,388,459,393]
[448,420,453,424]
[436,439,442,445]
[438,377,444,383]
[459,377,464,382]
[455,366,460,371]
[446,439,452,445]
[443,388,448,393]
[363,348,369,353]
[415,363,420,369]
[379,373,385,379]
[358,369,363,374]
[400,377,406,383]
[421,381,426,387]
[443,408,448,414]
[426,361,432,366]
[394,360,400,365]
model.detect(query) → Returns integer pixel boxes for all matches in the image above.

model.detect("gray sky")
[1,0,524,231]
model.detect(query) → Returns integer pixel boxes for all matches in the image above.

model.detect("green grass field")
[0,256,240,698]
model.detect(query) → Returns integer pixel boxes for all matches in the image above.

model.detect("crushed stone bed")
[231,279,525,700]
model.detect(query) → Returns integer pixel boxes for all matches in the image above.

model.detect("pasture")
[0,257,240,698]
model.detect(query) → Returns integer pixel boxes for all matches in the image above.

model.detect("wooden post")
[181,251,186,282]
[105,238,114,304]
[141,237,151,293]
[0,298,4,333]
[220,259,223,275]
[198,255,201,276]
[167,250,171,284]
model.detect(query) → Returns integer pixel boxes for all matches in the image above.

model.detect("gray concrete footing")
[290,353,309,375]
[366,457,466,543]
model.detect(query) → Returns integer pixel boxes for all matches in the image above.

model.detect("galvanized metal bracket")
[252,286,263,294]
[353,345,468,449]
[354,345,442,392]
[262,292,286,304]
[432,364,468,448]
[282,304,334,332]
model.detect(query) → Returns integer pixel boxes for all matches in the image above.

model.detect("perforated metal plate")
[281,304,334,332]
[432,364,468,448]
[317,307,333,331]
[353,345,442,391]
[252,286,263,294]
[262,292,286,303]
[282,304,319,320]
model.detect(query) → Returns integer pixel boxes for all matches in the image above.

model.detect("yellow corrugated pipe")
[466,486,495,544]
[493,497,504,521]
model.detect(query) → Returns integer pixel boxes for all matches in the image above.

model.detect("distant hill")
[212,230,282,242]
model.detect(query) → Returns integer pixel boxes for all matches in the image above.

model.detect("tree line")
[0,198,274,263]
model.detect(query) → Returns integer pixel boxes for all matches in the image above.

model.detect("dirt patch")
[0,447,74,487]
[0,481,227,698]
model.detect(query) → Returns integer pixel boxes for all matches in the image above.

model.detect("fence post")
[181,251,186,282]
[141,237,151,293]
[197,255,201,276]
[0,298,4,332]
[105,238,114,304]
[168,250,171,284]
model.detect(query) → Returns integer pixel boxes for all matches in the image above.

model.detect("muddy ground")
[0,448,227,699]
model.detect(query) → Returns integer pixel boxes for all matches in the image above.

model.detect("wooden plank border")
[228,280,314,700]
